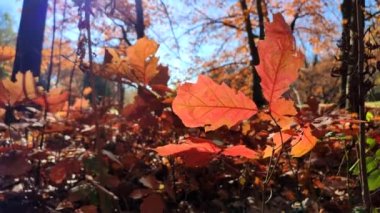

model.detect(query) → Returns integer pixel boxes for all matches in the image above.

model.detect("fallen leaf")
[0,151,31,177]
[291,126,318,157]
[263,131,293,158]
[140,193,164,213]
[33,88,68,112]
[0,71,37,105]
[222,145,260,159]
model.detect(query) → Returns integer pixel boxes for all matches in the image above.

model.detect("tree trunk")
[135,0,145,38]
[256,0,265,39]
[12,0,48,82]
[348,0,359,112]
[355,0,371,210]
[339,0,352,109]
[239,0,266,107]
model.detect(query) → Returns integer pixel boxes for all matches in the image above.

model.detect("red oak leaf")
[256,13,304,104]
[222,145,260,159]
[155,137,221,167]
[172,75,257,131]
[291,125,318,157]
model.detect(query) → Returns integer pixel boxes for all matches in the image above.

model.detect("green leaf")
[376,149,380,160]
[366,137,376,150]
[69,183,98,204]
[352,206,367,213]
[368,169,380,191]
[366,111,374,122]
[83,157,107,176]
[351,156,378,175]
[350,160,359,175]
[366,157,378,174]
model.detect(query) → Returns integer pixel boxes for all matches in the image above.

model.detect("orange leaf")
[103,37,159,85]
[72,98,90,111]
[263,131,292,158]
[264,14,294,49]
[270,98,297,129]
[270,98,297,117]
[0,46,15,62]
[127,37,159,85]
[291,126,318,157]
[222,145,259,159]
[256,13,304,104]
[0,71,37,105]
[155,137,221,167]
[33,88,69,112]
[82,87,92,96]
[172,75,257,131]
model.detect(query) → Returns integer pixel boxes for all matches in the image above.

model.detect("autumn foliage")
[1,5,380,212]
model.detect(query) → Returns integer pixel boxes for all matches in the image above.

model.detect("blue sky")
[0,0,359,84]
[0,1,22,30]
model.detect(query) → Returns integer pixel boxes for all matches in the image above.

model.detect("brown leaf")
[149,65,169,86]
[140,193,164,213]
[0,151,31,177]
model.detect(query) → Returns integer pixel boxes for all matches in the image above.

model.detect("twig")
[84,0,100,152]
[85,175,119,200]
[46,0,57,92]
[55,0,68,86]
[159,0,180,56]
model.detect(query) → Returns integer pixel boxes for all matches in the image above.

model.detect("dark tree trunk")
[355,0,371,210]
[239,0,266,107]
[339,0,352,109]
[135,0,145,38]
[12,0,48,82]
[349,0,359,112]
[256,0,265,39]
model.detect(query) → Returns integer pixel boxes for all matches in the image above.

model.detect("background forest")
[0,0,380,212]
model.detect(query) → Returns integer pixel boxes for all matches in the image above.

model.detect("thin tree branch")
[159,0,180,55]
[46,0,57,91]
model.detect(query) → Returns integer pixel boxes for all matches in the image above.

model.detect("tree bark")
[356,0,371,210]
[12,0,48,81]
[256,0,265,39]
[239,0,266,107]
[349,0,359,112]
[339,0,352,109]
[135,0,145,38]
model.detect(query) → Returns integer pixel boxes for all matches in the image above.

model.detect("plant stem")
[356,0,371,210]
